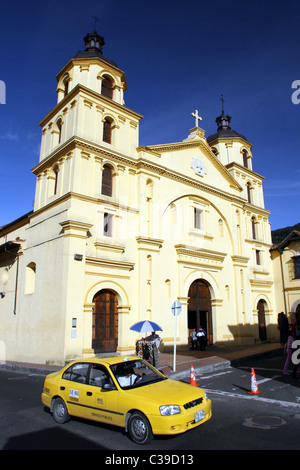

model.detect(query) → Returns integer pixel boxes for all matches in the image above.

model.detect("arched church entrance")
[92,289,118,353]
[188,279,213,345]
[257,299,267,341]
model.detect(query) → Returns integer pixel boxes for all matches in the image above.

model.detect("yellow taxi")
[41,355,212,444]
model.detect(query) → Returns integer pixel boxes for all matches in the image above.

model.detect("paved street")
[1,353,300,452]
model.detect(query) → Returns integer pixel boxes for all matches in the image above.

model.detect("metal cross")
[191,109,202,128]
[221,94,225,114]
[92,15,100,31]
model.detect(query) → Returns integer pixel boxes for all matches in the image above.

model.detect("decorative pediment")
[175,244,226,270]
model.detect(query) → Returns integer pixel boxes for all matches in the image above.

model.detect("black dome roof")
[207,113,249,144]
[74,30,118,68]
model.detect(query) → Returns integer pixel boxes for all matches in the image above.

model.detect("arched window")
[246,182,252,204]
[101,75,113,100]
[251,216,257,239]
[48,164,59,197]
[101,164,113,196]
[103,117,112,144]
[63,78,69,97]
[243,149,248,168]
[25,262,36,294]
[53,166,59,195]
[56,118,62,144]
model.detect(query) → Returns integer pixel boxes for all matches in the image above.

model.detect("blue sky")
[1,0,299,230]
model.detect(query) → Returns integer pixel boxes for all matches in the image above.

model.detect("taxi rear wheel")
[128,411,153,445]
[52,397,70,424]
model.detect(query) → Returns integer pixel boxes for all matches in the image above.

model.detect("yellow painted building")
[270,230,300,325]
[0,31,278,365]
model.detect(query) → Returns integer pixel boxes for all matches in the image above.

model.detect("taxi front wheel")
[52,397,70,424]
[128,411,153,445]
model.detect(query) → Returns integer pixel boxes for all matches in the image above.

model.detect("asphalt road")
[1,353,300,453]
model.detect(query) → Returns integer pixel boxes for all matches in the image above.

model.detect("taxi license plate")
[195,410,205,423]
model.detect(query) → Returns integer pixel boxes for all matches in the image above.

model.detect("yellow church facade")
[0,31,278,365]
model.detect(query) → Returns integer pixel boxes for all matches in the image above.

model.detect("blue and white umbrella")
[130,320,163,333]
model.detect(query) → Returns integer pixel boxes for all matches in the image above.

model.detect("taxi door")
[84,364,123,427]
[59,362,92,420]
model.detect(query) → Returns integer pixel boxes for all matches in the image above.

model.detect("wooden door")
[257,300,267,341]
[92,290,118,353]
[188,280,212,344]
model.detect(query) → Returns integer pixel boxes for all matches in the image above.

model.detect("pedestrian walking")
[196,327,207,351]
[190,329,197,349]
[283,328,294,375]
[278,312,289,346]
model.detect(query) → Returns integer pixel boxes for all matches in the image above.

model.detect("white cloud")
[0,131,18,141]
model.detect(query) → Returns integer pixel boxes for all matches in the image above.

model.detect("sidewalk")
[158,342,282,379]
[0,342,282,380]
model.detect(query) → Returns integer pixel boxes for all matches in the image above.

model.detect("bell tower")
[207,97,266,211]
[207,97,253,170]
[32,30,142,211]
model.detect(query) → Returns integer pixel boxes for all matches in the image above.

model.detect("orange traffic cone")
[248,368,261,395]
[190,365,197,386]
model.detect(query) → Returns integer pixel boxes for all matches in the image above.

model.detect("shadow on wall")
[225,323,280,346]
[161,322,280,352]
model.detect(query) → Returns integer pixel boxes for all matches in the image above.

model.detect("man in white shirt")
[118,371,138,387]
[190,329,197,349]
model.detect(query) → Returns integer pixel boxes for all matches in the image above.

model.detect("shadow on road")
[3,426,107,450]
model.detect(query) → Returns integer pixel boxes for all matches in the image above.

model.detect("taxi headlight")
[160,405,181,416]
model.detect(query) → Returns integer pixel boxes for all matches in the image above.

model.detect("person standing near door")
[196,327,207,351]
[190,329,197,349]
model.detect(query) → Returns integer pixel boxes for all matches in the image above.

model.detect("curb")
[0,358,231,379]
[0,347,282,380]
[0,362,59,376]
[165,358,231,380]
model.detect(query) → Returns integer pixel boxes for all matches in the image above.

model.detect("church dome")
[207,112,249,144]
[74,30,118,68]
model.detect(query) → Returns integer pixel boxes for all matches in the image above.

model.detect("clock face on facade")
[191,156,206,177]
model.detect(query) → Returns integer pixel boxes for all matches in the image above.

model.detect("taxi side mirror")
[102,383,116,391]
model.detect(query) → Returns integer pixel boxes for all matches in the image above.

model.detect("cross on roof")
[92,15,100,31]
[191,109,202,128]
[220,94,225,114]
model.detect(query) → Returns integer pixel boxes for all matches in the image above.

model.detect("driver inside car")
[116,365,141,387]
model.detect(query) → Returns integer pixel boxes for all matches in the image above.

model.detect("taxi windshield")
[110,359,166,389]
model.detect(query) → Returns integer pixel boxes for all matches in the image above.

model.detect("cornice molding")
[85,256,134,271]
[136,236,164,251]
[59,220,93,238]
[226,161,264,181]
[145,139,242,191]
[39,83,142,128]
[30,191,138,222]
[175,244,226,269]
[31,136,267,216]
